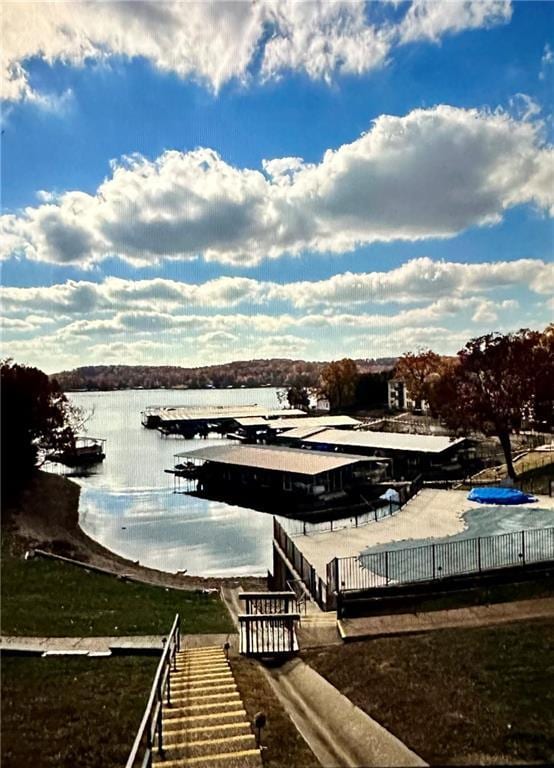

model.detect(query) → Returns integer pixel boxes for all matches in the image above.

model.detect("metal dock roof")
[233,415,360,429]
[156,406,305,422]
[175,444,382,476]
[285,429,466,454]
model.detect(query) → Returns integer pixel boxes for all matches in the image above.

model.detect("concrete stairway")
[154,646,262,768]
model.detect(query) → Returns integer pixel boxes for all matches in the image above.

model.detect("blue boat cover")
[468,487,537,505]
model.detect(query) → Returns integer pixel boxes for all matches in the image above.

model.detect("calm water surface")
[68,388,284,576]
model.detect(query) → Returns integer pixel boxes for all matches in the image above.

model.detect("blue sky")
[1,0,552,372]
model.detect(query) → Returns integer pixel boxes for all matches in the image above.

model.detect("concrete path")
[292,489,477,584]
[339,596,554,641]
[0,633,236,656]
[264,658,426,767]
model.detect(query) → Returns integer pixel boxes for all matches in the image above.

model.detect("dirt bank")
[3,471,264,591]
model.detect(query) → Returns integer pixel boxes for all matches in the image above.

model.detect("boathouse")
[232,414,361,441]
[276,428,472,479]
[171,443,390,504]
[141,404,305,435]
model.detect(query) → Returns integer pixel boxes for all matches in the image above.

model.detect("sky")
[1,0,553,374]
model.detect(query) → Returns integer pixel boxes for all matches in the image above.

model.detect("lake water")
[67,388,284,577]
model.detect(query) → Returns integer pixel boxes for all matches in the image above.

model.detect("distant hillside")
[51,358,397,391]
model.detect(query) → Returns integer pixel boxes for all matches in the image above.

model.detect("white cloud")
[260,1,390,83]
[1,271,550,373]
[1,258,551,322]
[1,1,512,104]
[540,43,554,81]
[2,106,552,267]
[398,0,511,44]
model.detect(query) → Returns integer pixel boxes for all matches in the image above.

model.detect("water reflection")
[69,389,282,576]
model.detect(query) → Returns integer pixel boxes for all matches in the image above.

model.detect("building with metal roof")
[275,428,472,480]
[141,404,305,432]
[174,443,381,476]
[232,414,361,436]
[170,443,391,510]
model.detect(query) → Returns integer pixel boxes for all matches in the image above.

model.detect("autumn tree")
[1,360,83,498]
[394,349,447,407]
[319,358,359,411]
[286,386,311,410]
[429,330,548,479]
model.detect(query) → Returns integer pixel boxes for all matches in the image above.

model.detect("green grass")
[1,656,157,768]
[231,656,320,768]
[304,619,554,765]
[1,554,234,636]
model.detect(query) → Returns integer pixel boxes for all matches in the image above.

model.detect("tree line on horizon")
[50,357,397,392]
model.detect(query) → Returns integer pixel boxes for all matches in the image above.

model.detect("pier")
[141,404,305,435]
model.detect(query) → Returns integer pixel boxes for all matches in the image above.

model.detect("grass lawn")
[2,656,157,768]
[1,554,234,636]
[231,656,319,768]
[304,619,554,765]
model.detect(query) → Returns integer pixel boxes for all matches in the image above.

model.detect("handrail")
[287,579,308,616]
[125,613,181,768]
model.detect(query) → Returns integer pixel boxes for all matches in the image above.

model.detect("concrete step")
[174,662,229,673]
[176,652,227,661]
[171,675,235,693]
[171,664,231,678]
[178,645,227,652]
[163,700,244,718]
[160,732,257,760]
[163,722,252,744]
[171,670,232,683]
[162,709,247,727]
[170,691,241,706]
[171,677,235,691]
[171,686,238,700]
[154,747,262,767]
[171,679,237,699]
[176,656,226,665]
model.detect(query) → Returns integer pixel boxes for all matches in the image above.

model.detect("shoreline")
[3,470,265,592]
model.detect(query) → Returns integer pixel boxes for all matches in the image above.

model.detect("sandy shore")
[3,471,264,591]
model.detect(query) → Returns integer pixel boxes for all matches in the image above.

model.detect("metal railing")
[287,579,309,616]
[125,614,181,768]
[239,613,300,655]
[333,526,554,592]
[274,518,327,609]
[279,474,424,538]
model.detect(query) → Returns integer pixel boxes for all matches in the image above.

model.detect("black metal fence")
[334,526,554,592]
[280,474,424,538]
[273,518,327,609]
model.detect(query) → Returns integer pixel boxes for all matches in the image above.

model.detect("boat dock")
[141,404,305,435]
[167,443,391,514]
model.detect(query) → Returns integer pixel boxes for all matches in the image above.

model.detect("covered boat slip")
[141,404,305,431]
[277,428,473,479]
[233,414,362,438]
[170,443,390,500]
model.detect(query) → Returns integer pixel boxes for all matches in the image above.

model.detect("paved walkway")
[0,633,235,656]
[264,657,426,767]
[291,489,477,584]
[339,596,554,641]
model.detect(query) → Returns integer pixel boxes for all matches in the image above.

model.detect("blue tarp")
[468,487,537,505]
